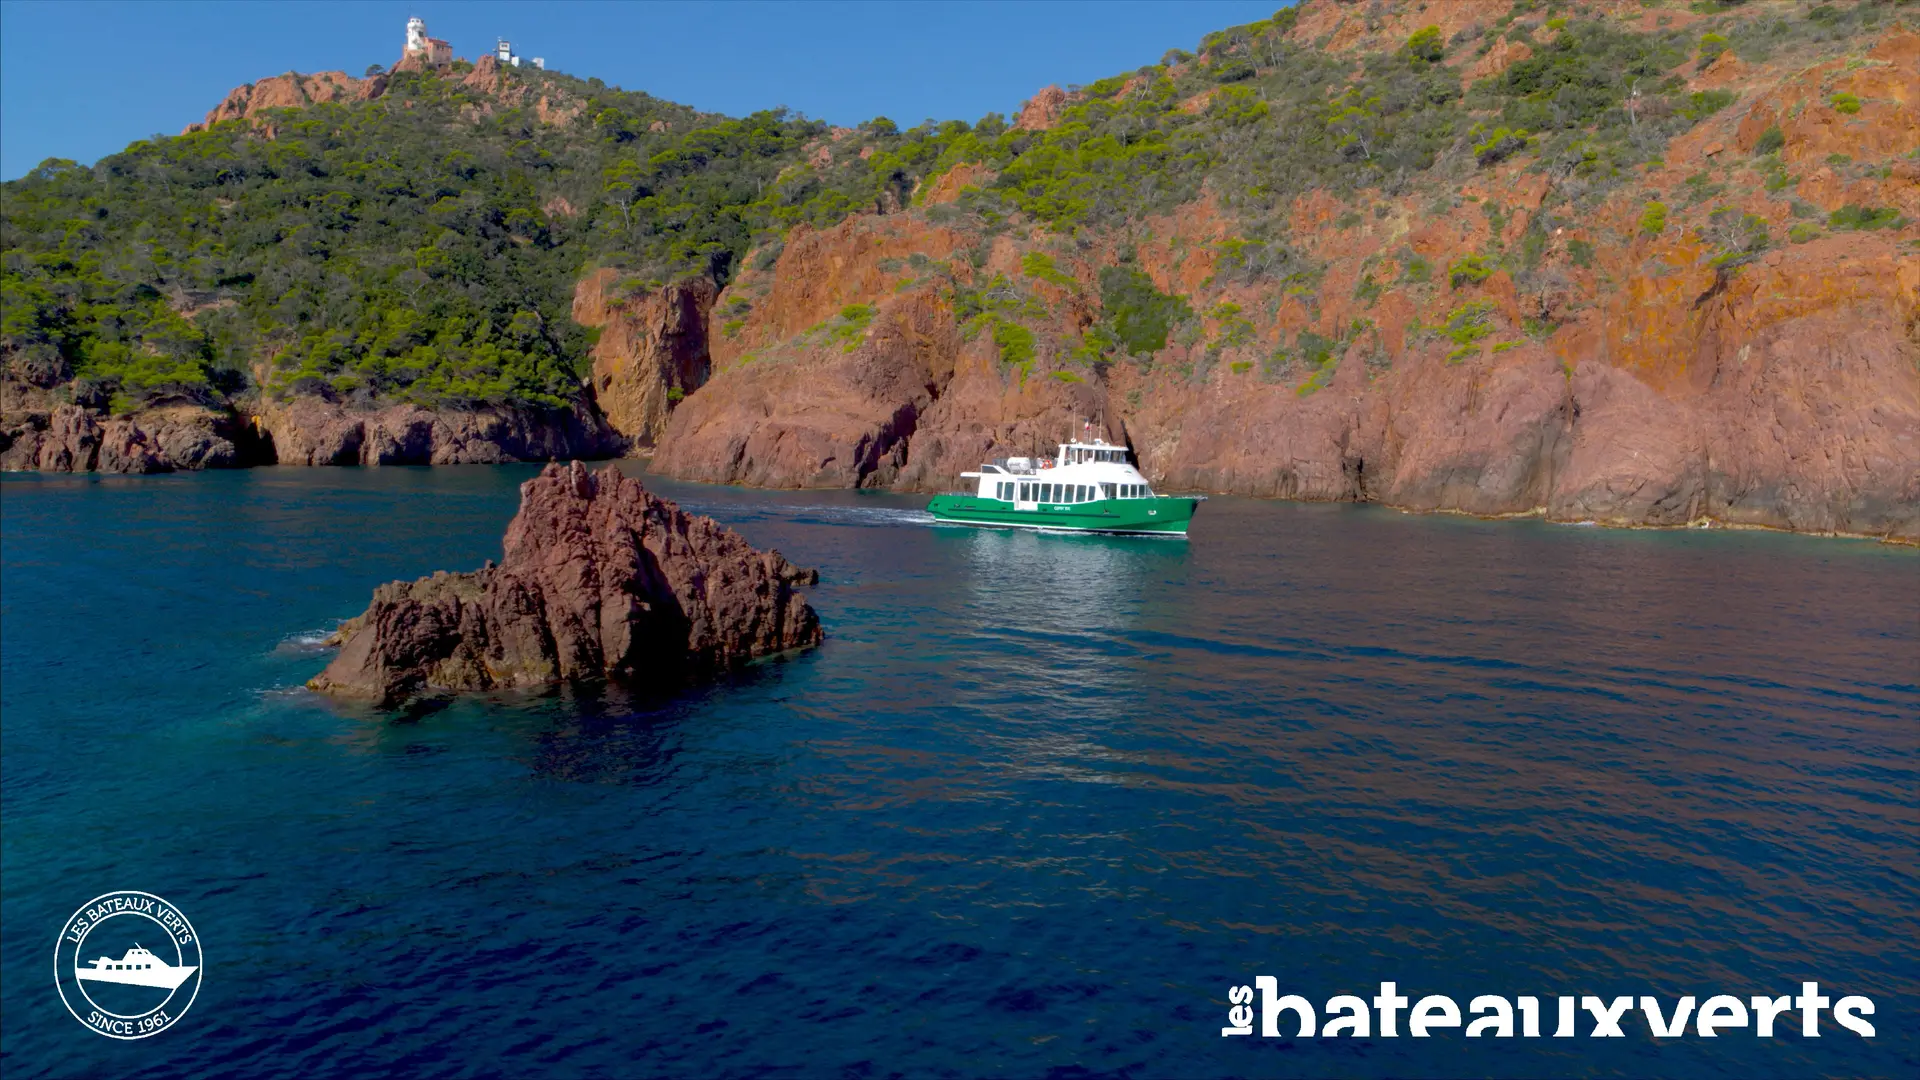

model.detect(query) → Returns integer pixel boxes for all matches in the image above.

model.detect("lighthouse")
[402,16,453,68]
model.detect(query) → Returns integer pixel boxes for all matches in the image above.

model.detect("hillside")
[3,0,1916,540]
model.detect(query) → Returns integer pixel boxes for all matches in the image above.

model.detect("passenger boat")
[75,945,197,990]
[926,434,1201,535]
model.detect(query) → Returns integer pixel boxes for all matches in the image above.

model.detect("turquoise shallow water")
[1,464,1915,1078]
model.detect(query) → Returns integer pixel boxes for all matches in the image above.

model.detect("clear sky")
[0,0,1284,180]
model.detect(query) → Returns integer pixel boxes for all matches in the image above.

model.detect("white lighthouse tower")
[405,16,427,56]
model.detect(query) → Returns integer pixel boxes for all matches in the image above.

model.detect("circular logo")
[54,891,202,1040]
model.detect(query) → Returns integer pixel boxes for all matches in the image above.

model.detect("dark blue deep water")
[2,465,1915,1079]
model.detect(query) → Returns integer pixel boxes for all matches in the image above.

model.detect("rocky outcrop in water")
[309,461,822,706]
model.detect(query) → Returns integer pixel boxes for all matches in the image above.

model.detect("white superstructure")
[959,438,1157,508]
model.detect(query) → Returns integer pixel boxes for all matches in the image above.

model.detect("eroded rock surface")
[256,396,620,466]
[573,270,717,449]
[309,461,822,706]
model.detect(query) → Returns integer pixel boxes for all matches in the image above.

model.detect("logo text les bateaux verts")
[55,891,203,1039]
[1223,978,1876,1039]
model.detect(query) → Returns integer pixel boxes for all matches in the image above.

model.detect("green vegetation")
[1019,251,1077,289]
[1640,201,1669,236]
[825,304,876,351]
[0,67,929,408]
[1753,125,1785,155]
[1448,255,1494,288]
[1,4,1876,412]
[993,320,1037,366]
[1680,90,1736,121]
[1404,26,1446,64]
[949,273,1048,364]
[1828,204,1904,231]
[1096,264,1193,357]
[1207,300,1256,348]
[1472,126,1530,166]
[1439,301,1495,362]
[1354,271,1383,304]
[1568,238,1595,268]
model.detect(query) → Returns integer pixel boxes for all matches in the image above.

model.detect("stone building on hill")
[404,16,452,68]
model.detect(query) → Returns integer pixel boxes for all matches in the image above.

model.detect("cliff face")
[636,15,1920,541]
[649,216,1115,489]
[0,361,259,472]
[253,396,620,467]
[572,270,717,449]
[310,461,822,706]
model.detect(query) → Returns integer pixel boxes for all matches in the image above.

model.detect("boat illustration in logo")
[75,945,196,991]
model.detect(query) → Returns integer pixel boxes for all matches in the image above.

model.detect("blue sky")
[0,0,1284,179]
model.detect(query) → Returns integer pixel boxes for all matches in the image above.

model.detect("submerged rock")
[309,461,822,706]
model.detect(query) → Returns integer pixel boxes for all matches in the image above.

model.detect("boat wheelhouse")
[926,437,1201,535]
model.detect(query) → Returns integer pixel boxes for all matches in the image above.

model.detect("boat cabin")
[958,439,1155,506]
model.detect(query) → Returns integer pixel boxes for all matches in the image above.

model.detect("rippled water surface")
[2,465,1915,1078]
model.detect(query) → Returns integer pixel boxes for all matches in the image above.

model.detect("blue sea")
[2,464,1915,1078]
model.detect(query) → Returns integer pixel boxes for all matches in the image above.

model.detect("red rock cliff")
[184,71,386,133]
[641,21,1920,542]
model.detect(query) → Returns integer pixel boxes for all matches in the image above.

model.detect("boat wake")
[273,626,341,656]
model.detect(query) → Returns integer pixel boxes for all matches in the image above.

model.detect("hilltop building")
[404,17,453,68]
[495,38,544,69]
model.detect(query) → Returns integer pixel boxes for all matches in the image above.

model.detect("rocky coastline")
[309,461,822,706]
[5,2,1915,545]
[1,367,624,474]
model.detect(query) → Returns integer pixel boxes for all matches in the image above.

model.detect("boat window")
[1074,485,1085,501]
[1018,483,1030,501]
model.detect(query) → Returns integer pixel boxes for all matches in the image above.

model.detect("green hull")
[926,494,1199,535]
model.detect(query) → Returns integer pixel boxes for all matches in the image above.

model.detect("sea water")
[1,464,1914,1078]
